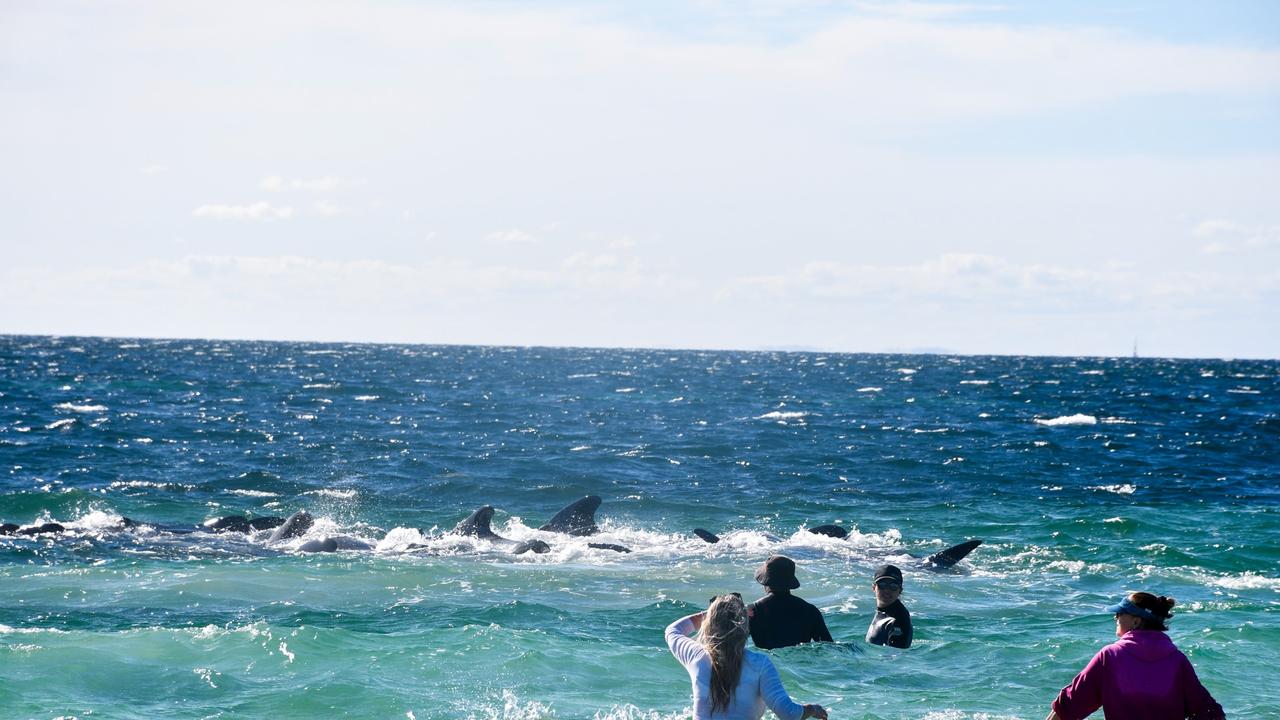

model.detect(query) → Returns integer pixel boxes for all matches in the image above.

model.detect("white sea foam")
[54,402,107,413]
[1101,417,1136,425]
[570,445,591,452]
[1103,517,1126,524]
[754,411,808,420]
[856,387,882,393]
[896,368,917,375]
[1034,414,1097,426]
[922,711,1022,720]
[1088,484,1137,495]
[46,418,77,430]
[229,489,280,498]
[959,380,991,385]
[1081,370,1105,375]
[615,387,638,393]
[1210,572,1280,591]
[1227,387,1260,395]
[305,488,358,500]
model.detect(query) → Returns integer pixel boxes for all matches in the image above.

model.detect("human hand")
[803,703,828,719]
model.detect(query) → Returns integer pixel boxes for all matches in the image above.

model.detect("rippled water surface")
[1,336,1277,718]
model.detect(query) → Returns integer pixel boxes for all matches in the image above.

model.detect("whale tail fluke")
[924,539,983,568]
[539,495,601,536]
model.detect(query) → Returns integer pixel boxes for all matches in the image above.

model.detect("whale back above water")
[269,510,314,542]
[539,495,601,536]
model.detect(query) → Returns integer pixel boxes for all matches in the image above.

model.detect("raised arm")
[665,613,706,669]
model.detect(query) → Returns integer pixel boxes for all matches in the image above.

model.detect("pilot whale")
[691,525,982,570]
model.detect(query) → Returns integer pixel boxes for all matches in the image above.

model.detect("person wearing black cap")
[747,555,833,650]
[866,564,912,648]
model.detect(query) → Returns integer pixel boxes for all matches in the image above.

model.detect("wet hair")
[700,594,750,713]
[1129,592,1176,631]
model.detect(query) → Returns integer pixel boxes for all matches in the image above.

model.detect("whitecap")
[1101,417,1136,425]
[856,387,882,393]
[1210,572,1280,591]
[353,395,379,401]
[615,387,638,393]
[959,380,991,385]
[305,488,358,500]
[1087,484,1136,495]
[1034,414,1097,426]
[54,402,107,413]
[1227,387,1260,395]
[896,368,917,375]
[569,445,591,452]
[754,411,808,420]
[229,489,280,498]
[1080,370,1105,375]
[46,419,77,430]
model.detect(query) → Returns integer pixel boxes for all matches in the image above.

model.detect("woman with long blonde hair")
[666,593,828,720]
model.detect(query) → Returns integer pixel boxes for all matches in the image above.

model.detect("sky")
[2,0,1278,358]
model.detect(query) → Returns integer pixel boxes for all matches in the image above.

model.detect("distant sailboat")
[1132,339,1138,358]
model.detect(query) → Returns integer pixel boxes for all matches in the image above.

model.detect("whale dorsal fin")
[693,528,720,544]
[539,495,601,536]
[924,539,983,568]
[453,506,503,540]
[268,510,313,542]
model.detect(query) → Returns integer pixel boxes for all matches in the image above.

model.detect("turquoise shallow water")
[1,336,1277,719]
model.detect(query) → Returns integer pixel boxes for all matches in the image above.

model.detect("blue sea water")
[1,335,1277,719]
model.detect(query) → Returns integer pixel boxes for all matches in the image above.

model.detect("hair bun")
[1157,595,1176,616]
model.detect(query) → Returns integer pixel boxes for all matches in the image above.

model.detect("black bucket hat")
[755,555,801,590]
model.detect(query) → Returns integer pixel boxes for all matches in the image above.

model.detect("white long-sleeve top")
[665,614,806,720]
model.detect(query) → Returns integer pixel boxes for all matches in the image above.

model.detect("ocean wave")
[755,411,808,420]
[1034,414,1097,426]
[1210,572,1280,591]
[46,418,77,430]
[1087,484,1136,495]
[54,402,107,413]
[304,488,358,500]
[229,489,280,498]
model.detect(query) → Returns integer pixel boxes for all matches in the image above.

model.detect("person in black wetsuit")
[747,555,833,650]
[865,564,912,648]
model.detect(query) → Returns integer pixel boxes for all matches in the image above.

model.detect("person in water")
[1046,592,1224,720]
[666,593,829,720]
[865,564,912,648]
[746,555,833,650]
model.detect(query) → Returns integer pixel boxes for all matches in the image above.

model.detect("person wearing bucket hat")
[1046,591,1224,720]
[746,555,832,650]
[866,564,912,648]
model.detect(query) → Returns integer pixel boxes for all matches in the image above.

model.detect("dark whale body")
[539,495,601,536]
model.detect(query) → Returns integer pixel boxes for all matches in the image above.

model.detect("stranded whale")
[691,525,982,570]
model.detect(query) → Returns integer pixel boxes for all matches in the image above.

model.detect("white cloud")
[192,202,295,221]
[259,175,351,192]
[722,253,1260,312]
[488,229,538,245]
[140,164,168,175]
[1194,219,1280,254]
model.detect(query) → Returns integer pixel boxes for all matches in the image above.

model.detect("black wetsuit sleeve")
[811,605,833,643]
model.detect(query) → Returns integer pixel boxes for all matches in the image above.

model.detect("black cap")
[755,555,801,590]
[873,564,903,585]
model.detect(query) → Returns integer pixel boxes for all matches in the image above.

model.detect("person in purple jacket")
[1046,592,1225,720]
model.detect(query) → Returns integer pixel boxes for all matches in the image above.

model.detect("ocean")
[1,335,1276,719]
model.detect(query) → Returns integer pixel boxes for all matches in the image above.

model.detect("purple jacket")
[1052,630,1224,720]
